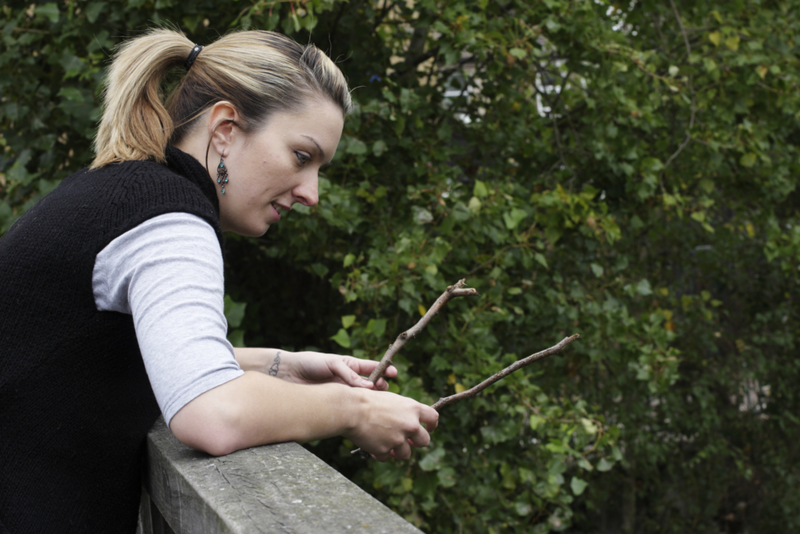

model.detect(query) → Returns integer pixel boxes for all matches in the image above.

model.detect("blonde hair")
[91,29,351,168]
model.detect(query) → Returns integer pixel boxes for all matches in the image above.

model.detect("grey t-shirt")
[92,212,244,425]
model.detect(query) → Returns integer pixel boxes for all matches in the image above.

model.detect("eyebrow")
[301,135,329,165]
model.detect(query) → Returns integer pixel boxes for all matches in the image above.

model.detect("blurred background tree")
[2,0,799,532]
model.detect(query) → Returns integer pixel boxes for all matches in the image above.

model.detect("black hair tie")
[185,44,203,71]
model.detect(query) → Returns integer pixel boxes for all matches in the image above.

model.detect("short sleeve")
[93,212,244,424]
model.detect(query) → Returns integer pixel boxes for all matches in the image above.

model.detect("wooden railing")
[137,417,423,534]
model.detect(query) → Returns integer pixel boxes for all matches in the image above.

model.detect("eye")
[295,151,311,165]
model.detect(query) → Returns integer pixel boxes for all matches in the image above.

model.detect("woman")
[0,29,438,533]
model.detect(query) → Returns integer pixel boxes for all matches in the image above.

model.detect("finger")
[408,406,439,439]
[330,360,375,388]
[390,440,413,460]
[373,377,390,391]
[345,358,398,379]
[426,419,438,432]
[368,365,397,391]
[407,424,432,448]
[371,451,391,462]
[381,365,398,379]
[420,405,439,432]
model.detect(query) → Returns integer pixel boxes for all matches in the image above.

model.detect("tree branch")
[661,0,697,188]
[367,279,479,383]
[432,334,579,410]
[353,281,579,458]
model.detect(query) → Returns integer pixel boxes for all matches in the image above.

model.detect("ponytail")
[91,28,351,169]
[92,29,193,168]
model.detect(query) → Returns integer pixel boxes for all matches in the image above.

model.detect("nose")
[293,171,319,207]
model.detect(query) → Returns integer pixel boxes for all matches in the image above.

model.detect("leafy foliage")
[3,0,800,532]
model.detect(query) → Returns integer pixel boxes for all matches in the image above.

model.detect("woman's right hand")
[171,371,437,459]
[344,389,439,462]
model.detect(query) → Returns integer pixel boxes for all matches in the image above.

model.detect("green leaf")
[641,157,664,172]
[223,295,247,329]
[341,315,356,329]
[530,415,545,430]
[580,418,598,435]
[85,2,107,23]
[366,318,386,339]
[503,208,527,230]
[437,467,457,488]
[570,476,588,496]
[597,458,614,472]
[57,87,83,102]
[590,263,604,278]
[227,329,245,348]
[372,140,387,156]
[343,253,356,267]
[310,263,329,278]
[473,180,489,198]
[636,279,653,296]
[740,153,757,167]
[514,500,532,516]
[419,447,445,471]
[37,3,60,23]
[346,138,368,155]
[330,328,351,348]
[545,226,562,244]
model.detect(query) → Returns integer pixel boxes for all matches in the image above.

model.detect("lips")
[271,202,291,222]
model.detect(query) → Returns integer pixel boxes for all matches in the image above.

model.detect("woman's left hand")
[234,348,396,391]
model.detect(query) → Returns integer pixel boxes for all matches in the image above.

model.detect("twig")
[367,279,479,383]
[661,0,697,189]
[352,334,579,458]
[669,0,691,60]
[352,281,580,458]
[431,334,579,410]
[352,280,478,458]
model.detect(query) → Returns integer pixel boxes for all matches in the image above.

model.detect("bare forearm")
[233,347,396,389]
[170,371,360,455]
[234,347,280,375]
[169,369,437,460]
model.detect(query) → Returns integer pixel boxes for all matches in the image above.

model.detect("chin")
[255,223,272,237]
[228,224,270,238]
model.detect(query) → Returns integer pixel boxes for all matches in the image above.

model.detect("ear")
[207,101,241,157]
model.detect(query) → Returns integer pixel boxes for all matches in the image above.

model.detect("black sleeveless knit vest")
[0,147,223,533]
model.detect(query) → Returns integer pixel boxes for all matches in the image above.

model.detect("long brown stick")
[431,334,580,410]
[368,279,478,383]
[351,334,579,457]
[352,279,580,458]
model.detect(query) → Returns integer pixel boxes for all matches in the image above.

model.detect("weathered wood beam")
[139,417,422,534]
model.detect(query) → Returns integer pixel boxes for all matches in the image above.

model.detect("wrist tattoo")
[269,351,281,376]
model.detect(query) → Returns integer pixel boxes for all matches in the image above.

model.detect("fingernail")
[361,380,373,387]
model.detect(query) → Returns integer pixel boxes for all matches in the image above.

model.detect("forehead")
[255,99,344,152]
[263,97,344,126]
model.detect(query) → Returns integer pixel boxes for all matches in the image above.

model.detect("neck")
[173,133,216,181]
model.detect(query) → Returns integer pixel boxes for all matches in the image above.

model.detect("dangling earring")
[216,156,229,194]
